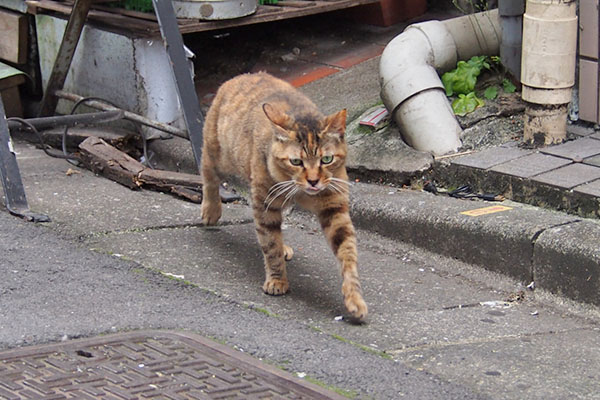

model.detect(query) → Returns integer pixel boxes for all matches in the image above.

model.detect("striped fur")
[201,72,367,321]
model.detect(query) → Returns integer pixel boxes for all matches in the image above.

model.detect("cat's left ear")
[324,109,347,139]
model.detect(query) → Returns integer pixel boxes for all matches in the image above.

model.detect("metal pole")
[0,97,50,222]
[151,0,204,172]
[37,0,94,117]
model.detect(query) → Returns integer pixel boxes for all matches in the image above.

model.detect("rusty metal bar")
[37,0,94,117]
[7,110,124,131]
[55,90,189,138]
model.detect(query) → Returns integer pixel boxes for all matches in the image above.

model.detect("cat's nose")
[307,179,319,187]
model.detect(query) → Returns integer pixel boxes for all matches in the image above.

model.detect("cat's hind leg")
[200,154,222,225]
[200,116,222,226]
[283,244,294,261]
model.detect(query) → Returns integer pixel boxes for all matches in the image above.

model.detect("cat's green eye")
[321,155,334,164]
[289,158,303,166]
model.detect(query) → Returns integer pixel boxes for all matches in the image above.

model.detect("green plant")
[442,55,490,97]
[441,55,516,115]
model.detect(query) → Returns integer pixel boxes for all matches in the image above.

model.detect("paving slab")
[452,147,531,170]
[567,123,596,138]
[0,330,347,399]
[583,154,600,167]
[574,179,600,197]
[539,137,600,160]
[395,328,600,400]
[531,163,600,189]
[489,152,572,178]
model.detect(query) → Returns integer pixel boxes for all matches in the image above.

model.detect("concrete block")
[534,220,600,306]
[349,183,577,283]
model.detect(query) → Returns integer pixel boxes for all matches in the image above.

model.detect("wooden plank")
[0,9,28,64]
[78,136,205,201]
[276,1,317,8]
[137,168,202,189]
[78,136,144,189]
[26,0,378,36]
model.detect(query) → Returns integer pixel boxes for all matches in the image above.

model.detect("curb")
[348,183,600,307]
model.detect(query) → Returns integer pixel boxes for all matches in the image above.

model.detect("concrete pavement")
[2,136,600,399]
[2,9,600,399]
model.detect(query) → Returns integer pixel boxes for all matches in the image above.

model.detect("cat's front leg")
[253,198,289,295]
[318,202,368,322]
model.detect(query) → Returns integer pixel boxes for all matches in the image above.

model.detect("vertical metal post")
[37,0,94,117]
[0,97,50,222]
[151,0,204,171]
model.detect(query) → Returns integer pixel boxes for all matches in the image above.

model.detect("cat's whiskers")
[281,185,300,209]
[265,180,296,211]
[326,177,350,194]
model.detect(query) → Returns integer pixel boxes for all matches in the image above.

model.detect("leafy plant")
[484,86,498,100]
[502,78,516,93]
[442,56,490,96]
[452,92,485,116]
[442,55,517,115]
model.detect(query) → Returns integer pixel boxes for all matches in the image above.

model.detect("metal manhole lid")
[0,330,347,399]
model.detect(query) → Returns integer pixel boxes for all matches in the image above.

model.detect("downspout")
[379,10,501,156]
[499,0,525,81]
[521,0,577,145]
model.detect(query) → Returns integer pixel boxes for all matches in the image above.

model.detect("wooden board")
[0,8,28,64]
[26,0,379,37]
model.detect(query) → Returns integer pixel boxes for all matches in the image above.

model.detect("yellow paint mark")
[461,205,513,217]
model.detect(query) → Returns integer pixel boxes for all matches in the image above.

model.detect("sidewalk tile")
[574,179,600,197]
[567,124,596,138]
[584,154,600,167]
[532,163,600,189]
[288,65,339,87]
[490,153,572,178]
[452,147,531,170]
[324,44,385,69]
[591,132,600,140]
[539,137,600,160]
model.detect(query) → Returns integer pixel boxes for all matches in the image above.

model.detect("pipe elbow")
[379,21,455,113]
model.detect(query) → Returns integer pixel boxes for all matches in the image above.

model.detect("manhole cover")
[0,330,346,399]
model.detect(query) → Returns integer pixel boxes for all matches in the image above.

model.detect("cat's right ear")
[263,103,294,141]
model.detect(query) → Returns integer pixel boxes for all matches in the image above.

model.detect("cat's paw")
[283,244,294,261]
[344,292,368,322]
[263,278,289,295]
[201,201,222,226]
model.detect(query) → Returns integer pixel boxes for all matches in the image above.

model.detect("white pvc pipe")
[379,10,501,155]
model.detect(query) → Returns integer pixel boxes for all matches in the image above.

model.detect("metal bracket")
[0,97,50,222]
[151,0,204,171]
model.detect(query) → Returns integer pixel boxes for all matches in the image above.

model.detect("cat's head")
[263,102,348,196]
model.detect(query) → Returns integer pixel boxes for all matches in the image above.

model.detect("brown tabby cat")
[200,72,367,321]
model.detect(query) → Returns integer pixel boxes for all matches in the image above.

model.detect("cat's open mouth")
[304,186,323,195]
